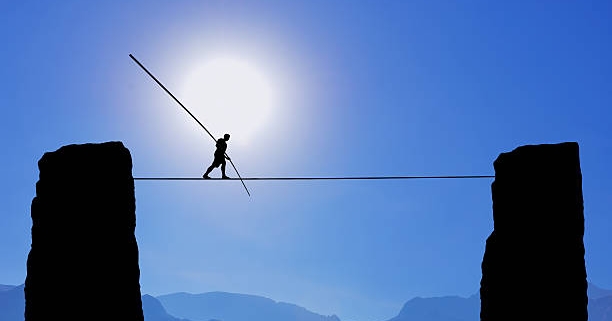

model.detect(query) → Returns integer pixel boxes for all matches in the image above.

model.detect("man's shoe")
[203,174,211,179]
[222,175,230,179]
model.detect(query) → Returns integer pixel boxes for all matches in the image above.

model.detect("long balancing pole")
[129,53,251,197]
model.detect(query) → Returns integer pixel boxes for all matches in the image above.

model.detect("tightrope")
[134,175,495,181]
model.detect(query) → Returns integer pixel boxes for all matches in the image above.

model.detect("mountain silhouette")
[157,291,341,321]
[0,284,16,292]
[0,284,24,321]
[590,295,612,321]
[1,282,612,320]
[386,294,479,321]
[142,294,192,321]
[589,283,612,300]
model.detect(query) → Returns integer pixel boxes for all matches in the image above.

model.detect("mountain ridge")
[157,291,340,321]
[1,282,611,321]
[0,284,16,292]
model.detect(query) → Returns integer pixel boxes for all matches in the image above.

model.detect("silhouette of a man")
[203,133,231,179]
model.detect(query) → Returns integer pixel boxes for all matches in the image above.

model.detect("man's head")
[224,133,230,141]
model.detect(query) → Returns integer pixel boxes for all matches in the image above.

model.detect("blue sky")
[1,1,611,321]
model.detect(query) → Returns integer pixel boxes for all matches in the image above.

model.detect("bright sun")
[181,57,275,146]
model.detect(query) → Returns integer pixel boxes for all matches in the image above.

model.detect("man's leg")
[221,161,229,179]
[203,162,216,178]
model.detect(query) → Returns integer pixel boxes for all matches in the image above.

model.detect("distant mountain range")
[141,294,191,321]
[386,294,480,321]
[1,282,611,321]
[0,284,24,321]
[157,291,340,321]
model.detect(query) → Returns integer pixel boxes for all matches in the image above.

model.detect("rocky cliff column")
[25,141,144,321]
[480,142,587,321]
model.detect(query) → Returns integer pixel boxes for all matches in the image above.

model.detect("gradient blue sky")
[1,1,611,321]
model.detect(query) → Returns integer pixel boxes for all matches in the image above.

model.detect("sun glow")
[180,57,275,146]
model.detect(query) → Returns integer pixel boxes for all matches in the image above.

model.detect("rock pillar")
[480,142,587,321]
[25,141,144,321]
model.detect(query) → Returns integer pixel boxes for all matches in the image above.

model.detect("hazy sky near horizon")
[1,1,611,321]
